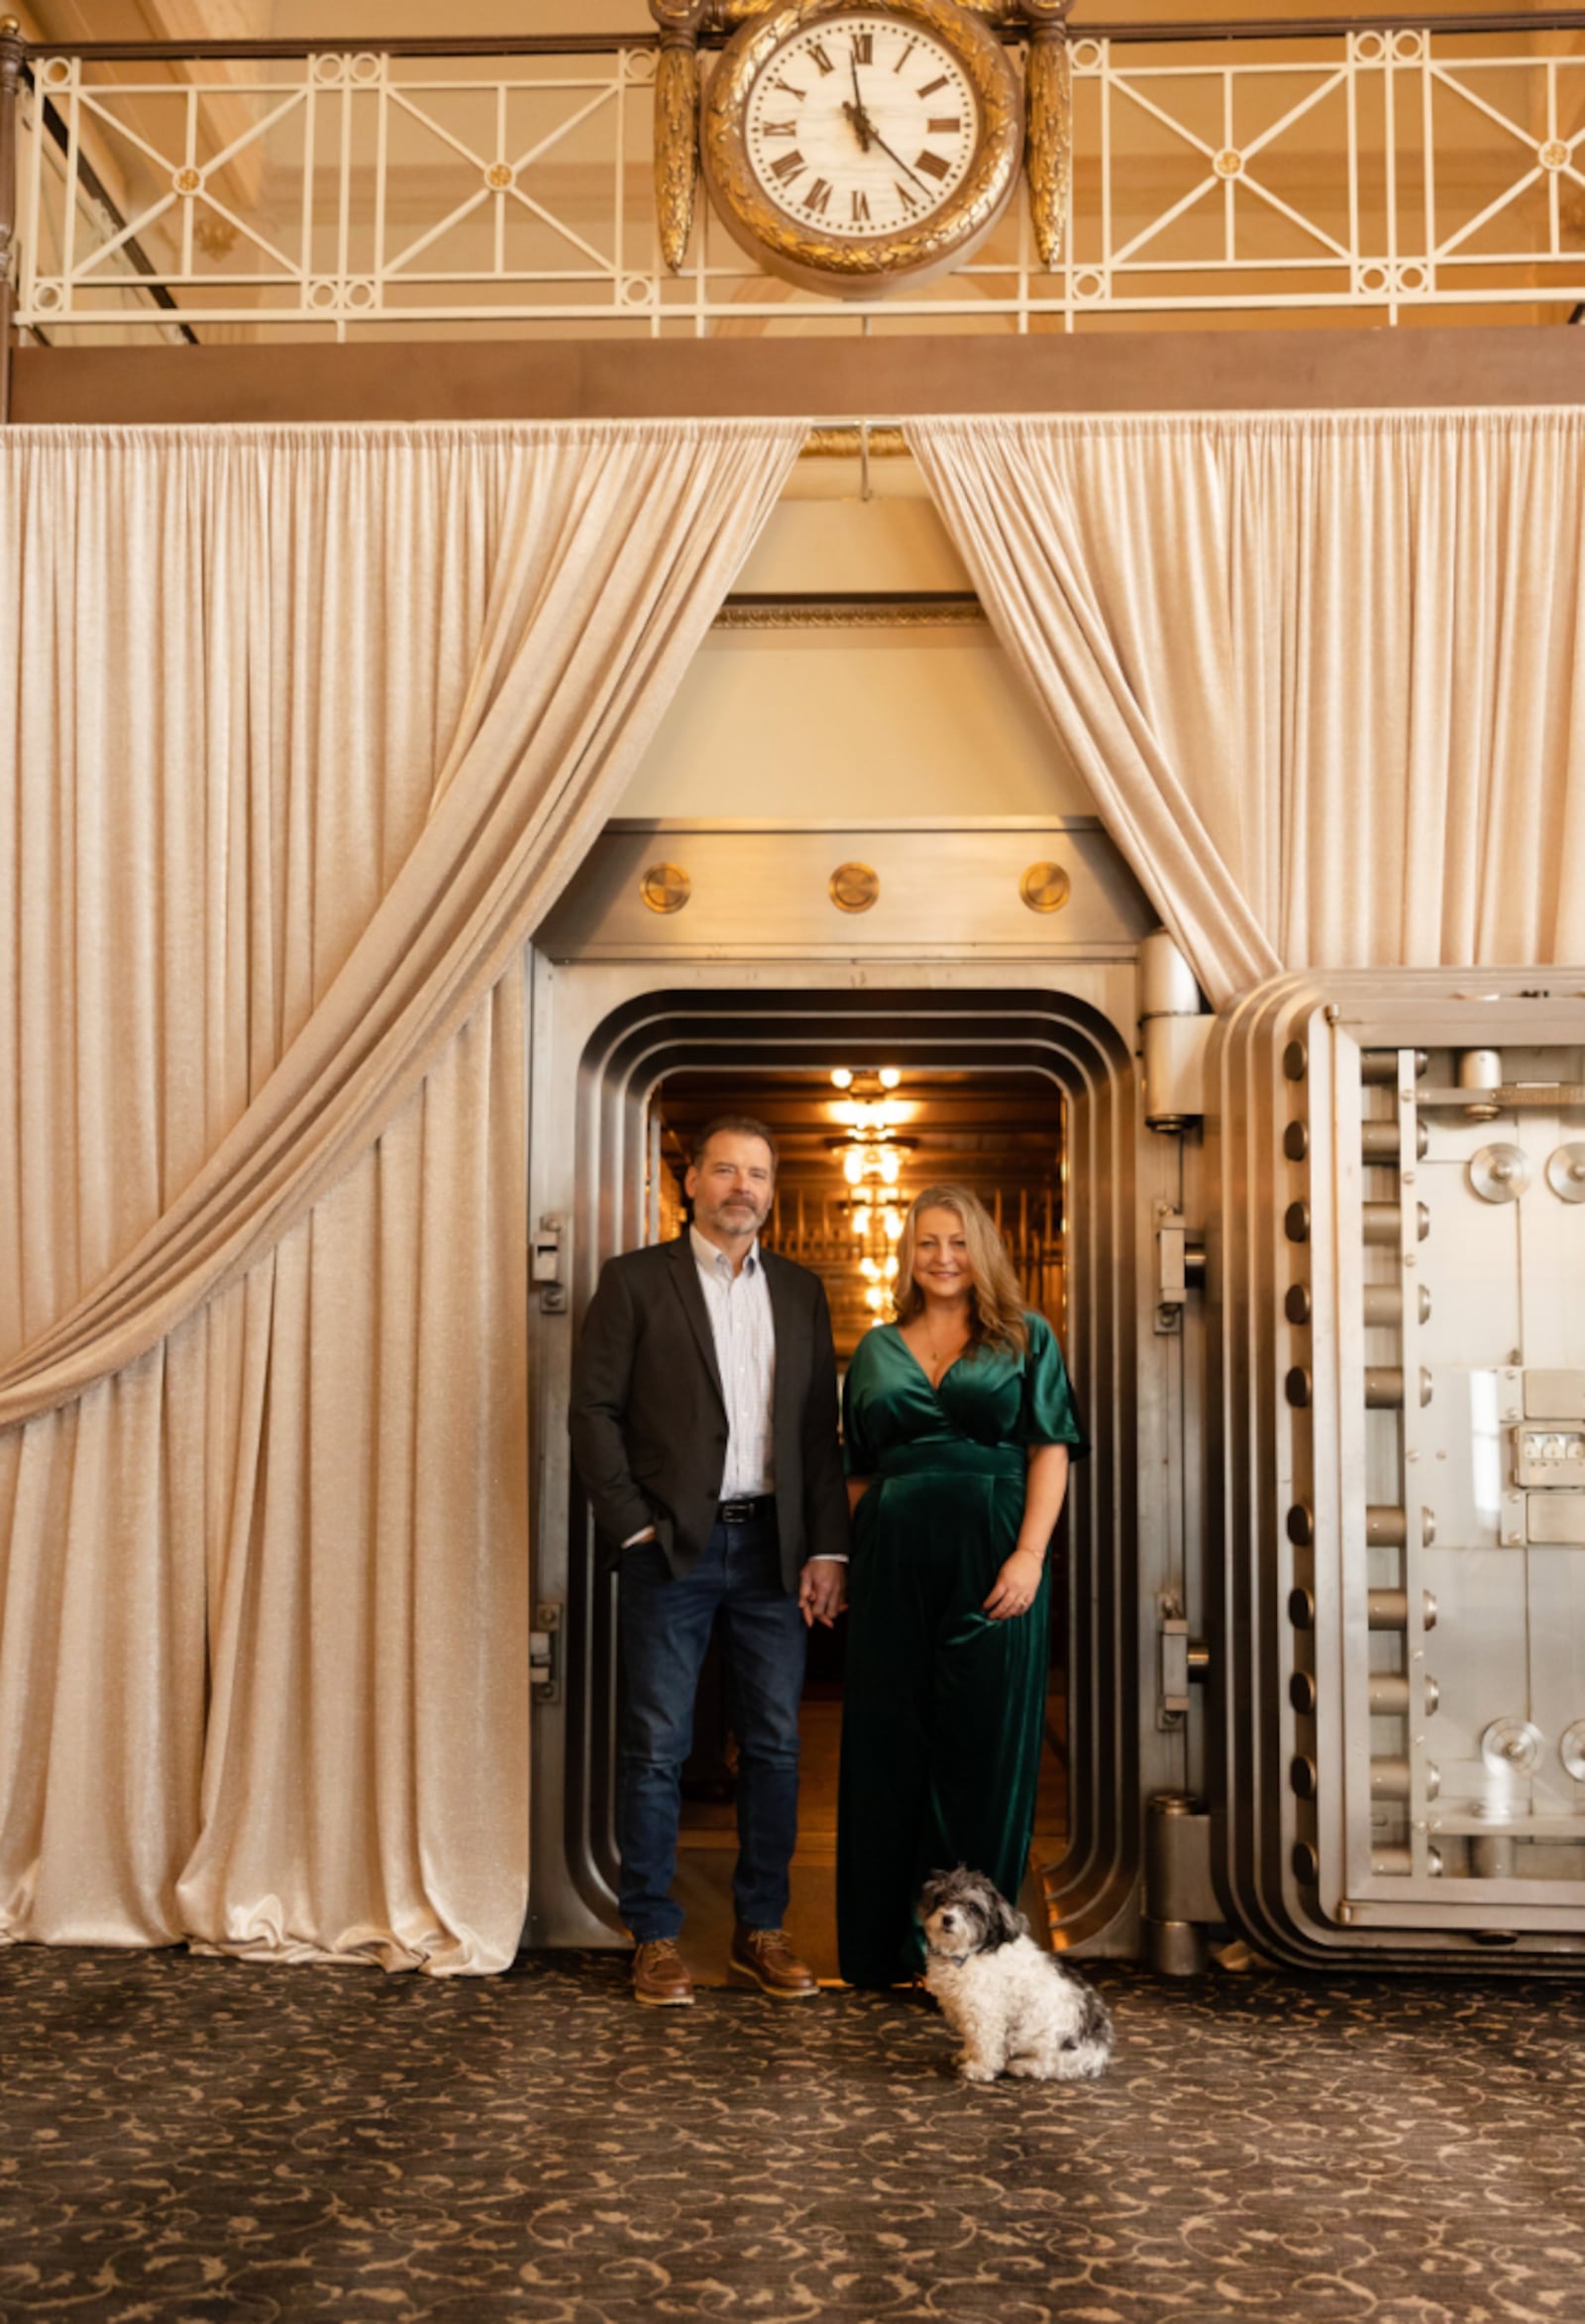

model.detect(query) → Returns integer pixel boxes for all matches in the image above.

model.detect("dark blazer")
[569,1234,849,1594]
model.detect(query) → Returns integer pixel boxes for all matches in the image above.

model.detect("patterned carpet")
[2,1946,1584,2323]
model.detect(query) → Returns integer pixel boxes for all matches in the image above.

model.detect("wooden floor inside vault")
[673,1691,1066,1984]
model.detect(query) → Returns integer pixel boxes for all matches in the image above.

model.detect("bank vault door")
[1209,972,1585,1967]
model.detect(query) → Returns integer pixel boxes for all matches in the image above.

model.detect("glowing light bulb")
[880,1148,900,1185]
[884,1255,898,1280]
[830,1068,854,1090]
[852,1207,871,1238]
[883,1208,902,1241]
[879,1067,900,1089]
[864,1286,886,1311]
[861,1256,880,1281]
[842,1148,864,1186]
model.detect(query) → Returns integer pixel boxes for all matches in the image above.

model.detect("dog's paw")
[955,2057,1001,2083]
[1004,2055,1049,2079]
[1054,2044,1110,2081]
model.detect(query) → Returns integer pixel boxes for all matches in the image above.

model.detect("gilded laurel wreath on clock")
[650,1,1075,298]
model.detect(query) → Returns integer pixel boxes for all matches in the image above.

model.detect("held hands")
[984,1546,1045,1623]
[799,1556,848,1630]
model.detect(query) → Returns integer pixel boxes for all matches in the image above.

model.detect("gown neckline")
[885,1320,973,1398]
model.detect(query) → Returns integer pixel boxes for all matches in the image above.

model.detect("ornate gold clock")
[696,1,1025,299]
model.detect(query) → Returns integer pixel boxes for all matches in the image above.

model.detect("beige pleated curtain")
[8,402,1585,1975]
[0,420,803,1970]
[910,410,1585,1002]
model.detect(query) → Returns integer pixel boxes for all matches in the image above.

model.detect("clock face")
[744,15,979,241]
[700,0,1024,300]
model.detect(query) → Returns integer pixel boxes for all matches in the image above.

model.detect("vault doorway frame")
[526,964,1164,1959]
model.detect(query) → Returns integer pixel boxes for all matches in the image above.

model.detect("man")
[570,1115,849,2007]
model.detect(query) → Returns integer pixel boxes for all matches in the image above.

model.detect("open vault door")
[1207,971,1585,1969]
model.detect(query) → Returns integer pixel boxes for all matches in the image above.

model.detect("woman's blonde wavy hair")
[891,1183,1029,1357]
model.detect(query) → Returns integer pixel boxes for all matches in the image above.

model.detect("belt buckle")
[719,1498,757,1525]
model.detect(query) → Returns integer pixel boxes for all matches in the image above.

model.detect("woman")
[837,1184,1089,1990]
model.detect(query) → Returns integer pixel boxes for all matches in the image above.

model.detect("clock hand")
[865,125,929,195]
[847,52,873,150]
[841,96,874,154]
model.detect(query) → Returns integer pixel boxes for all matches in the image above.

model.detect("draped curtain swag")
[8,403,1582,1977]
[909,410,1585,1003]
[0,420,803,1970]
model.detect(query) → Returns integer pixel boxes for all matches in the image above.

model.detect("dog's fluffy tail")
[1057,1980,1114,2081]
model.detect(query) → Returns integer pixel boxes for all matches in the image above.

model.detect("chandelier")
[828,1067,913,1318]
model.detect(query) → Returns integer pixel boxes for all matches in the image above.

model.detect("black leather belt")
[717,1495,775,1526]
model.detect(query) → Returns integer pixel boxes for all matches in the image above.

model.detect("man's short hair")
[691,1114,779,1171]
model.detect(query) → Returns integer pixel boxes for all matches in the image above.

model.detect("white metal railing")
[17,26,1585,340]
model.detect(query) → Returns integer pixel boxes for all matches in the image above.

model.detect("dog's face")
[916,1867,1028,1961]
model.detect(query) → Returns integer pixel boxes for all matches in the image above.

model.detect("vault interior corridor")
[533,978,1140,1959]
[626,1060,1071,1981]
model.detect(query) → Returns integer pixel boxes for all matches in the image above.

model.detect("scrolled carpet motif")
[0,1948,1582,2321]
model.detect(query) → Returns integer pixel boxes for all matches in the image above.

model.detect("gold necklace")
[915,1317,971,1374]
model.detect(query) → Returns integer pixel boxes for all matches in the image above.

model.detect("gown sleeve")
[1019,1313,1091,1458]
[841,1336,880,1478]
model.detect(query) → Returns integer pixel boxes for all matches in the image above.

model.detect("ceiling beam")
[19,323,1585,428]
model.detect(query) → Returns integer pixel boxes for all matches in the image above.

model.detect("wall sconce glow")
[830,1067,854,1090]
[879,1067,901,1089]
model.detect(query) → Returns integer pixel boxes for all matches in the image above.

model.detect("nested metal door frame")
[524,958,1180,1955]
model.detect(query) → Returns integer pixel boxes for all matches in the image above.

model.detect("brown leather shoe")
[632,1937,694,2007]
[728,1924,819,2000]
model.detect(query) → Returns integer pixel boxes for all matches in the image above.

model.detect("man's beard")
[705,1196,768,1234]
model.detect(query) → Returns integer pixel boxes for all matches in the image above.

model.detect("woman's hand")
[984,1545,1045,1622]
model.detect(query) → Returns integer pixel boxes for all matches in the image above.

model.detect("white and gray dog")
[917,1867,1114,2085]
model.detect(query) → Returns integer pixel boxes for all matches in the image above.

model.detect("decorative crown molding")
[713,592,987,630]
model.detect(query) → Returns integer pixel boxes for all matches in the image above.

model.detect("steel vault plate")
[1205,969,1585,1969]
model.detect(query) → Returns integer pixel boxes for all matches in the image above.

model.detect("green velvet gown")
[836,1313,1090,1989]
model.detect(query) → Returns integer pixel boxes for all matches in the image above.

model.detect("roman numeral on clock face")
[744,27,977,242]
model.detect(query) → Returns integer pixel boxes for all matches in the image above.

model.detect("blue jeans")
[616,1512,806,1943]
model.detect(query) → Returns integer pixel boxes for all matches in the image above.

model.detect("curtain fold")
[909,410,1585,1000]
[0,420,803,1968]
[1,421,804,1429]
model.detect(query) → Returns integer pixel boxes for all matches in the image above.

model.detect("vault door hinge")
[531,1602,564,1704]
